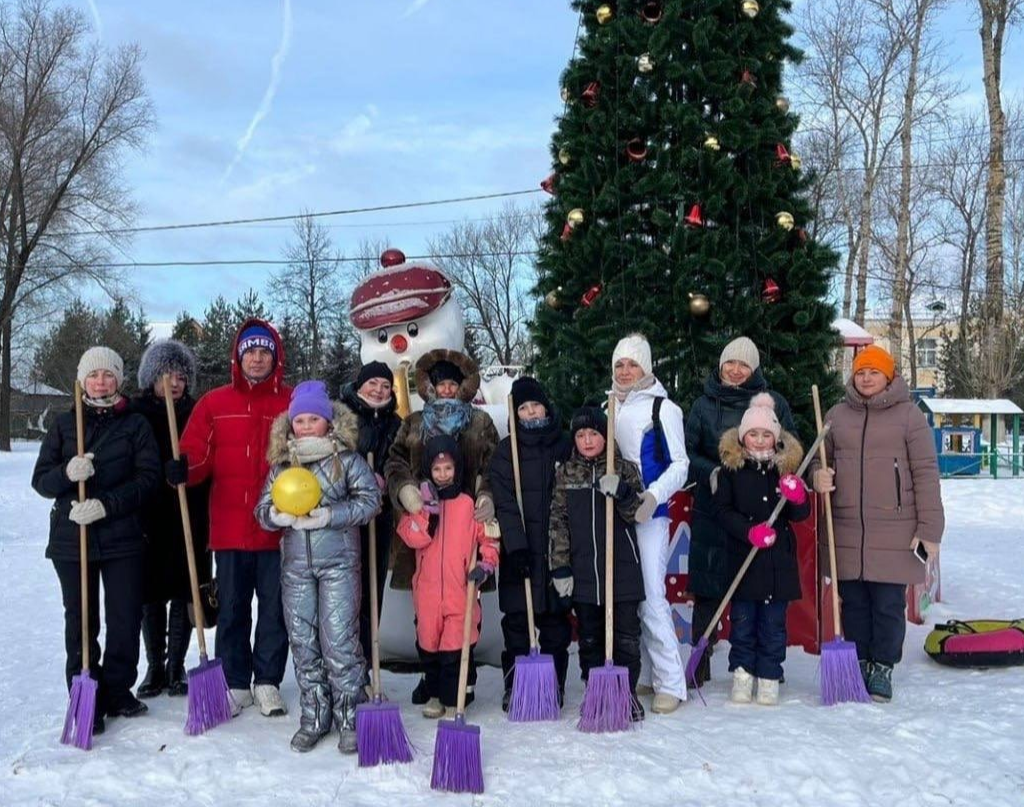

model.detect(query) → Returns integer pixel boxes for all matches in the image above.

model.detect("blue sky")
[71,0,1019,324]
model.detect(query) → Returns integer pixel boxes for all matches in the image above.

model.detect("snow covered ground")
[1,440,1022,806]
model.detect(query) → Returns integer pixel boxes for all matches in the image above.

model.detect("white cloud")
[86,0,103,39]
[222,0,294,183]
[401,0,432,20]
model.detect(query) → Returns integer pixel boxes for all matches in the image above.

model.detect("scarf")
[744,447,777,464]
[519,416,552,431]
[612,372,656,403]
[84,392,124,409]
[358,392,392,410]
[421,397,473,439]
[287,435,342,482]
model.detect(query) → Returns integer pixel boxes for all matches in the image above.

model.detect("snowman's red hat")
[349,252,454,331]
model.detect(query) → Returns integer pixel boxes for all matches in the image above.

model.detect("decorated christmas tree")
[531,0,839,434]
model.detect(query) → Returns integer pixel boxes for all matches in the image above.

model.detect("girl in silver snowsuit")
[255,382,380,754]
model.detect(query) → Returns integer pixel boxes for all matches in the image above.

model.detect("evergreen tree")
[33,299,103,394]
[172,310,202,348]
[99,299,150,395]
[322,323,360,398]
[232,288,269,324]
[196,295,234,392]
[531,0,839,435]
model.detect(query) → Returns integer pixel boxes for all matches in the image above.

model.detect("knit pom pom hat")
[738,392,781,441]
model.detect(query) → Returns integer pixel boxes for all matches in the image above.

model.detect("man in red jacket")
[167,319,292,717]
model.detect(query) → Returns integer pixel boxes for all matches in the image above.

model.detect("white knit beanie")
[77,346,124,387]
[612,333,652,375]
[738,392,781,440]
[719,336,760,371]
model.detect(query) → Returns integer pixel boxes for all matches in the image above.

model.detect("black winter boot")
[137,604,167,699]
[165,600,192,697]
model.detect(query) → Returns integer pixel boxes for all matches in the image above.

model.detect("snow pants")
[500,609,573,694]
[636,516,687,699]
[281,547,366,733]
[839,580,908,666]
[728,598,788,681]
[575,600,643,691]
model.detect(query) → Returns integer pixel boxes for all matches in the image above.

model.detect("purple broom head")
[508,649,560,722]
[820,639,872,706]
[356,699,414,767]
[431,714,483,794]
[577,661,632,733]
[185,656,232,736]
[61,672,98,751]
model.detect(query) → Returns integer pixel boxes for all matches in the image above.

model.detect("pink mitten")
[748,522,777,548]
[419,480,440,515]
[779,474,807,505]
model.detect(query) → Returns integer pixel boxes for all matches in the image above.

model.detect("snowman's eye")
[407,323,419,338]
[377,329,388,344]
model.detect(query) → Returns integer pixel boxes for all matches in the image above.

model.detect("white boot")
[421,698,445,719]
[755,678,779,706]
[730,668,754,704]
[253,684,288,717]
[230,687,254,717]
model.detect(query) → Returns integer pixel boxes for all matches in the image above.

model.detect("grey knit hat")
[77,346,124,387]
[138,339,197,391]
[719,337,760,371]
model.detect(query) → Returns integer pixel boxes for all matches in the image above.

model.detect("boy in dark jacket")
[549,406,646,721]
[489,377,573,710]
[712,394,809,706]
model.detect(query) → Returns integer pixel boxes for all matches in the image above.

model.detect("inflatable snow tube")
[924,619,1024,668]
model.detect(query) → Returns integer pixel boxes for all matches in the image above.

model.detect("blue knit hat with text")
[237,324,277,361]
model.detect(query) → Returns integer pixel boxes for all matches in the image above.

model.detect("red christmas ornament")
[540,174,557,195]
[762,277,781,304]
[379,248,406,268]
[560,222,573,241]
[740,69,757,88]
[581,82,600,108]
[793,227,809,246]
[625,138,648,162]
[774,143,792,166]
[684,204,705,227]
[640,1,663,23]
[581,283,603,307]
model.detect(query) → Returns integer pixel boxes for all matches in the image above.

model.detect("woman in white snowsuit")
[255,381,380,754]
[610,333,689,713]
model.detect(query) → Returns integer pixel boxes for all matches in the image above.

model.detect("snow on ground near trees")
[1,441,1021,807]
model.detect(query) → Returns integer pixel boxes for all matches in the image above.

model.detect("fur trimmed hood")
[267,400,360,465]
[717,427,804,474]
[137,339,197,391]
[414,348,480,403]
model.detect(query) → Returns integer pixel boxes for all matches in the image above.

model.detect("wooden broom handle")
[456,554,478,716]
[507,394,537,651]
[74,382,90,672]
[163,374,210,657]
[605,394,617,661]
[812,385,843,635]
[367,452,383,698]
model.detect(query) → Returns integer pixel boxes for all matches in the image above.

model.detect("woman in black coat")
[684,337,795,684]
[340,361,402,669]
[131,340,211,698]
[488,377,573,708]
[32,346,161,732]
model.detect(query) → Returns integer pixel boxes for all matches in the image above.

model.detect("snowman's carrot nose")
[391,334,408,354]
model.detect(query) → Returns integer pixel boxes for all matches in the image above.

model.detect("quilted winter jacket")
[178,318,292,552]
[396,493,499,652]
[809,376,944,585]
[33,400,161,562]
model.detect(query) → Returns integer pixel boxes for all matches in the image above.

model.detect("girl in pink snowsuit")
[396,434,498,717]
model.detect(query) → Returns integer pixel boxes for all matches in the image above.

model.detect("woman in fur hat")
[131,339,211,699]
[712,394,810,706]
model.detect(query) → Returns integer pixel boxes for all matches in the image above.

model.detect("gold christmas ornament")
[775,95,790,113]
[742,0,760,18]
[271,467,323,516]
[688,292,711,316]
[544,288,563,309]
[637,53,655,73]
[596,4,614,24]
[558,147,571,165]
[776,211,795,231]
[703,134,721,151]
[567,208,585,227]
[790,153,802,171]
[560,86,571,103]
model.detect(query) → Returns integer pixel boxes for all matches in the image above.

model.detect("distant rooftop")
[920,399,1023,416]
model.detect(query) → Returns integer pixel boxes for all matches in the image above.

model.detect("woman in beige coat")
[812,345,944,702]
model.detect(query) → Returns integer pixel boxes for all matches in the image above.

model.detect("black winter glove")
[508,548,532,579]
[165,456,189,486]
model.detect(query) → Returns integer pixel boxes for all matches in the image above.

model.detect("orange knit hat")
[852,345,895,381]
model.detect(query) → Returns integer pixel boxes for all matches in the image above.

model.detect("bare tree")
[0,1,153,448]
[428,202,538,370]
[269,214,342,378]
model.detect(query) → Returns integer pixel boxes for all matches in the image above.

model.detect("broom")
[356,452,414,766]
[162,374,233,734]
[685,421,832,702]
[430,554,485,794]
[506,395,560,722]
[578,394,633,733]
[60,381,99,750]
[813,385,871,705]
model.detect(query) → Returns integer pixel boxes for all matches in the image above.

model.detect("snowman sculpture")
[349,248,509,665]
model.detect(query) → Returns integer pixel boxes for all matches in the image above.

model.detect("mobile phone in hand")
[913,542,929,564]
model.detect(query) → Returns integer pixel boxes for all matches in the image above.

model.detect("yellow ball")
[596,4,613,24]
[271,467,322,516]
[567,208,585,227]
[742,0,760,18]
